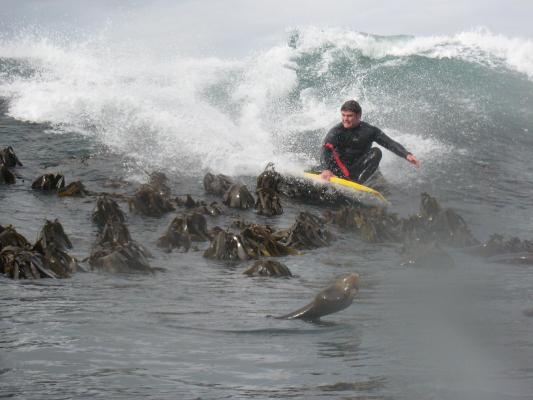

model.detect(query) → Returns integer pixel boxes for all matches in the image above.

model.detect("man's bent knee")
[370,147,382,162]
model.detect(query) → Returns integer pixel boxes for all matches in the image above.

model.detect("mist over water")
[1,9,533,400]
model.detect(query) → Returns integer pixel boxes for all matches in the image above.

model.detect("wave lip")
[290,26,533,79]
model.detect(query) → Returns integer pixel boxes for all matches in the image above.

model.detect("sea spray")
[0,27,531,181]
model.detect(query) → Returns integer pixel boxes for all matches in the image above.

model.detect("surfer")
[320,100,420,183]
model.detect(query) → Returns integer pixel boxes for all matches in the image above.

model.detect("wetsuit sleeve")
[321,128,340,171]
[321,126,351,177]
[374,128,410,159]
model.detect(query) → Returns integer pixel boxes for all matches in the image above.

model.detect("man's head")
[340,100,362,129]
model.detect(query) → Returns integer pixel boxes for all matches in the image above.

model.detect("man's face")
[341,111,361,129]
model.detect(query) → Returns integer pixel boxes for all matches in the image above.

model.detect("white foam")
[0,34,303,176]
[0,26,527,179]
[292,26,533,79]
[377,129,452,184]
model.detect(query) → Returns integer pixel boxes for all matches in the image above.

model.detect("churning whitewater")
[1,27,532,177]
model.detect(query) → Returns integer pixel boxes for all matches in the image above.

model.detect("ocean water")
[1,26,533,399]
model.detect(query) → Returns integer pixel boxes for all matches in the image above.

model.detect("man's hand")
[406,154,420,167]
[320,169,334,181]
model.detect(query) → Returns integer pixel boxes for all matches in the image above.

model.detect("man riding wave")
[319,100,420,183]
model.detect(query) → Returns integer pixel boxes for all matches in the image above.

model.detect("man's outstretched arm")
[375,129,420,167]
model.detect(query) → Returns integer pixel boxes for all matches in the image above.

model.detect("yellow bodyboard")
[303,172,388,203]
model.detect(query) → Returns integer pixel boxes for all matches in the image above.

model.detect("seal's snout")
[344,273,360,290]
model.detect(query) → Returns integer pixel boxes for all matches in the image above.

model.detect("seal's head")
[341,273,360,296]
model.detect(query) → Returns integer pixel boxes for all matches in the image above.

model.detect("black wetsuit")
[321,121,411,183]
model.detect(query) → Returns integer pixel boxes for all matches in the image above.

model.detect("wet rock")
[0,164,15,184]
[89,218,152,274]
[0,226,31,250]
[58,181,89,197]
[326,205,401,243]
[203,230,249,261]
[185,213,210,241]
[89,242,153,274]
[419,192,442,219]
[352,207,401,243]
[276,212,333,249]
[0,146,23,168]
[223,184,255,209]
[0,246,57,279]
[404,193,479,247]
[326,194,476,246]
[473,238,533,264]
[175,194,203,208]
[92,195,126,230]
[255,163,283,216]
[207,225,224,239]
[190,202,223,216]
[89,195,153,274]
[279,174,351,206]
[398,213,427,241]
[94,218,151,259]
[34,219,73,253]
[99,219,133,246]
[148,171,171,198]
[429,208,478,246]
[41,243,81,278]
[471,234,533,257]
[128,184,175,217]
[157,213,210,252]
[31,173,65,191]
[230,218,252,230]
[157,216,192,252]
[240,224,297,257]
[34,219,82,278]
[243,259,292,277]
[203,172,233,195]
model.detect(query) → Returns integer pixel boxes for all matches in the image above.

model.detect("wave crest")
[0,27,530,179]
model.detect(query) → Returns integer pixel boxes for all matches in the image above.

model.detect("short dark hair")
[340,100,362,115]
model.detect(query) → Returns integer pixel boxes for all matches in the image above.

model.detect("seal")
[276,273,359,320]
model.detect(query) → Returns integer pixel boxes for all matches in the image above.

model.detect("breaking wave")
[0,26,531,180]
